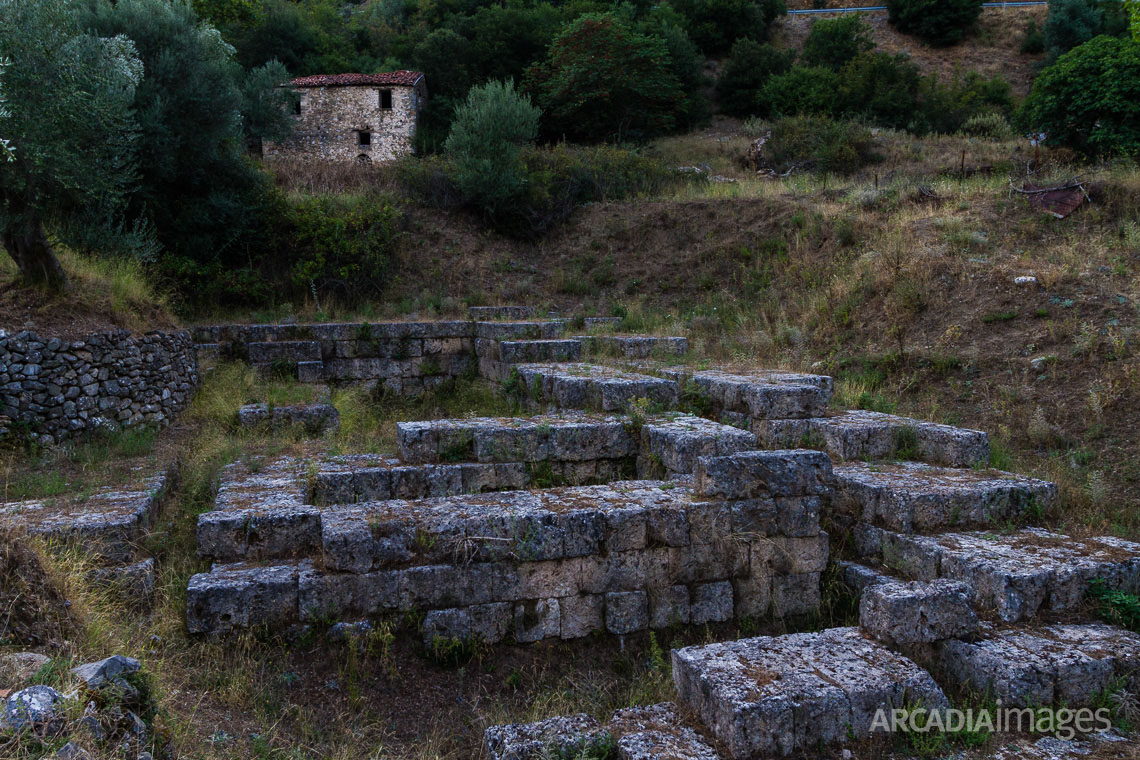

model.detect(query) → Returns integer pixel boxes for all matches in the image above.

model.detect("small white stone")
[1014,275,1039,286]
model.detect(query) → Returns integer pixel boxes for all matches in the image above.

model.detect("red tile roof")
[289,71,424,88]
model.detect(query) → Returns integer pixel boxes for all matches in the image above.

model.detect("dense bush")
[960,111,1014,140]
[525,13,687,142]
[284,195,401,300]
[886,0,983,46]
[716,39,795,117]
[802,16,875,70]
[761,66,841,118]
[1043,0,1106,57]
[837,52,924,130]
[445,80,541,217]
[764,115,879,174]
[921,70,1014,134]
[670,0,786,54]
[1021,19,1046,53]
[1021,35,1140,158]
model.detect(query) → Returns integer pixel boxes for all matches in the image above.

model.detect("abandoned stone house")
[263,71,426,163]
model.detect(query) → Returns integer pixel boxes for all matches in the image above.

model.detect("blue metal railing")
[788,1,1046,13]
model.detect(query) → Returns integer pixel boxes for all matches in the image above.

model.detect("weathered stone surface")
[1,469,174,563]
[484,714,610,760]
[694,450,832,500]
[247,340,321,364]
[836,561,894,593]
[185,562,299,635]
[0,329,198,445]
[860,579,978,645]
[864,527,1140,622]
[640,415,756,477]
[475,321,567,341]
[668,369,832,421]
[579,335,690,359]
[672,627,948,758]
[2,685,65,733]
[263,75,426,163]
[90,557,157,602]
[515,363,678,412]
[833,461,1057,533]
[609,703,720,760]
[397,413,636,465]
[422,602,511,646]
[237,402,339,435]
[71,655,141,691]
[312,456,531,505]
[691,581,733,624]
[939,624,1140,707]
[605,590,649,634]
[560,594,604,639]
[756,410,990,467]
[513,598,560,643]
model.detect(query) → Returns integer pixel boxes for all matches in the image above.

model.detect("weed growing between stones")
[1088,578,1140,632]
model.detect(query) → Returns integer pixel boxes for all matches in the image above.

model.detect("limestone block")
[185,563,298,635]
[694,450,832,500]
[860,579,978,645]
[484,714,609,760]
[691,580,733,624]
[513,598,561,643]
[560,594,604,639]
[770,573,821,618]
[672,627,948,757]
[605,590,649,634]
[649,585,691,628]
[609,702,720,760]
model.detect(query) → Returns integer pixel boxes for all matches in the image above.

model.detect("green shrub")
[802,16,876,71]
[525,13,686,142]
[716,39,795,117]
[837,52,924,130]
[1021,35,1140,158]
[959,111,1014,139]
[284,194,401,300]
[445,79,541,216]
[670,0,786,54]
[1021,19,1046,53]
[765,115,878,174]
[1044,0,1106,58]
[761,66,841,117]
[920,70,1014,134]
[886,0,984,46]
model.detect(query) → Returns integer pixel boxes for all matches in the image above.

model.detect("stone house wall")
[264,80,425,163]
[0,329,199,446]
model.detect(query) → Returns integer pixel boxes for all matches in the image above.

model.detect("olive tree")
[0,0,142,290]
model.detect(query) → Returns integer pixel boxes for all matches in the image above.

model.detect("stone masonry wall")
[263,82,423,163]
[0,329,199,447]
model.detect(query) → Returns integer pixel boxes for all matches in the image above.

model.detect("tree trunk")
[1,191,67,291]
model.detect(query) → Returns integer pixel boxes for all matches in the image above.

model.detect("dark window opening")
[293,100,302,115]
[358,131,372,146]
[379,89,393,110]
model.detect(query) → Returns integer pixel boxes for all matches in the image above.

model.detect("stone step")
[671,626,948,758]
[467,305,536,320]
[660,368,832,422]
[477,339,583,381]
[640,415,757,478]
[396,413,636,465]
[833,461,1057,533]
[577,335,689,359]
[188,458,831,634]
[247,340,321,364]
[939,623,1140,707]
[856,526,1140,622]
[474,320,567,341]
[237,402,339,435]
[514,363,678,412]
[0,467,175,563]
[311,455,533,505]
[486,702,721,760]
[757,409,990,467]
[859,578,979,646]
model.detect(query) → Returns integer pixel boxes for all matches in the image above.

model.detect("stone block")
[560,594,604,639]
[513,598,561,643]
[247,341,321,363]
[609,702,720,760]
[691,580,733,624]
[860,579,978,645]
[769,573,821,618]
[185,563,299,635]
[672,627,948,757]
[605,590,649,634]
[640,415,757,476]
[694,450,832,500]
[649,585,691,628]
[484,714,609,760]
[939,624,1140,707]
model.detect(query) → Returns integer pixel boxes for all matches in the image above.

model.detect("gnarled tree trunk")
[1,189,67,291]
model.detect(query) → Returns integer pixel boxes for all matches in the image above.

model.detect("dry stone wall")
[0,329,198,446]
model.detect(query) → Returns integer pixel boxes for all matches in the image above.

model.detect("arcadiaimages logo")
[870,701,1114,741]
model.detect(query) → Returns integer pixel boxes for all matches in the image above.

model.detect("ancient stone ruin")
[7,307,1139,758]
[262,71,426,163]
